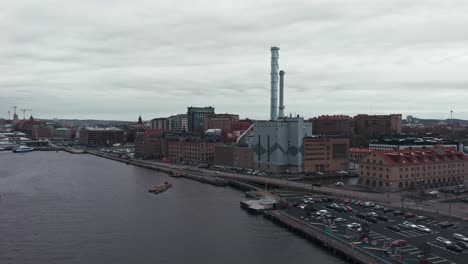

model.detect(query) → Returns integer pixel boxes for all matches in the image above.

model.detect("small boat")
[148,182,172,194]
[12,146,34,153]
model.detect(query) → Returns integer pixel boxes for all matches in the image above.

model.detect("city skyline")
[2,0,468,120]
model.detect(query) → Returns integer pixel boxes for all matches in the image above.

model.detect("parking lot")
[285,196,468,264]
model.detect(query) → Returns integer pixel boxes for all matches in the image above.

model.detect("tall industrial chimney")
[278,70,285,118]
[270,47,280,121]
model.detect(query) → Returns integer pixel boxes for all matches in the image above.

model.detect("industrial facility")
[239,47,312,174]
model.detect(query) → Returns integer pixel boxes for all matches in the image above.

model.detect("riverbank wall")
[264,210,392,264]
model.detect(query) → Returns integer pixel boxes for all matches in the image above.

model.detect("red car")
[345,206,354,212]
[344,199,351,204]
[404,213,416,219]
[391,240,408,247]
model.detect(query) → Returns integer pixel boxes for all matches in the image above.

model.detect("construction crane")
[20,109,32,120]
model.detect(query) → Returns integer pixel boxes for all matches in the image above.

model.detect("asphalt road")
[284,196,468,264]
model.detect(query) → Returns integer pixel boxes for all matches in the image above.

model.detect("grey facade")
[168,114,188,132]
[187,106,215,133]
[248,117,312,173]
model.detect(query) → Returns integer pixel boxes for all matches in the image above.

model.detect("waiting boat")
[12,146,34,153]
[148,182,172,194]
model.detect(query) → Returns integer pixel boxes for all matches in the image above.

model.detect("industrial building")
[310,115,354,136]
[239,47,312,174]
[368,138,460,151]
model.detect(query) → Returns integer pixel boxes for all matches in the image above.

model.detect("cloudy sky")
[1,0,468,121]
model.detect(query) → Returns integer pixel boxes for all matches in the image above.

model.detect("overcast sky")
[1,0,468,121]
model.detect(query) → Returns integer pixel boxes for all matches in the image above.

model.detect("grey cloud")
[1,0,468,120]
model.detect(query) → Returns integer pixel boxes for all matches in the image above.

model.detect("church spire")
[138,115,142,124]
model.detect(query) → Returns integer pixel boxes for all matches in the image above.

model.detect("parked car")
[334,182,344,187]
[383,208,394,213]
[456,240,468,249]
[367,212,378,217]
[439,222,454,228]
[312,183,322,187]
[366,217,378,223]
[334,218,347,223]
[376,215,389,222]
[402,221,417,229]
[344,199,351,204]
[414,216,428,222]
[404,213,416,219]
[345,206,354,212]
[347,223,361,229]
[436,237,453,246]
[446,244,463,253]
[398,223,413,230]
[387,225,401,232]
[393,211,404,216]
[316,210,329,216]
[391,239,408,247]
[374,205,384,210]
[453,233,468,242]
[363,202,375,208]
[356,213,367,219]
[415,225,431,233]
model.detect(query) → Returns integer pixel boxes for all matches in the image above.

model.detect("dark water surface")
[0,152,343,264]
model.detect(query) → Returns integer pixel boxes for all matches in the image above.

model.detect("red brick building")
[167,141,222,164]
[354,114,402,137]
[310,115,354,136]
[32,125,54,140]
[134,129,163,159]
[79,127,125,146]
[214,145,253,169]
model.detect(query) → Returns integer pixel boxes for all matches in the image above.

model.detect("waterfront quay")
[269,195,468,264]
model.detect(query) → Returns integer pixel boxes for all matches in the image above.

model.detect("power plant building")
[239,47,312,173]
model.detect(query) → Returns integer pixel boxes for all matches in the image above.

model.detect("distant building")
[354,114,402,138]
[303,137,350,173]
[151,117,170,131]
[168,114,188,132]
[134,129,163,159]
[369,138,459,151]
[358,146,468,190]
[214,145,253,169]
[204,113,239,141]
[167,140,222,164]
[350,148,374,162]
[53,128,72,139]
[32,125,54,140]
[310,115,354,136]
[187,106,215,134]
[79,127,125,146]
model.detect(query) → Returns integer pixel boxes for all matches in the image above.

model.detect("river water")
[0,151,343,264]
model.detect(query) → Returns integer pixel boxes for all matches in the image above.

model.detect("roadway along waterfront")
[0,151,344,264]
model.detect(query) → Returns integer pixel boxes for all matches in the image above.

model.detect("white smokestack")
[278,70,285,118]
[270,47,279,121]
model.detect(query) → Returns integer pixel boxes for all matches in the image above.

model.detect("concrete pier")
[264,210,392,264]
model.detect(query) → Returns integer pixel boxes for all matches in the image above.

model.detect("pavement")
[284,196,468,264]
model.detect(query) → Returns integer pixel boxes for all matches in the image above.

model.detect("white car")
[347,222,361,229]
[402,221,417,229]
[453,233,468,242]
[436,237,453,246]
[316,210,328,216]
[415,225,431,233]
[334,182,344,187]
[367,212,378,217]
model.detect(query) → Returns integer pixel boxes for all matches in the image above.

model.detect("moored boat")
[148,182,172,194]
[12,146,34,153]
